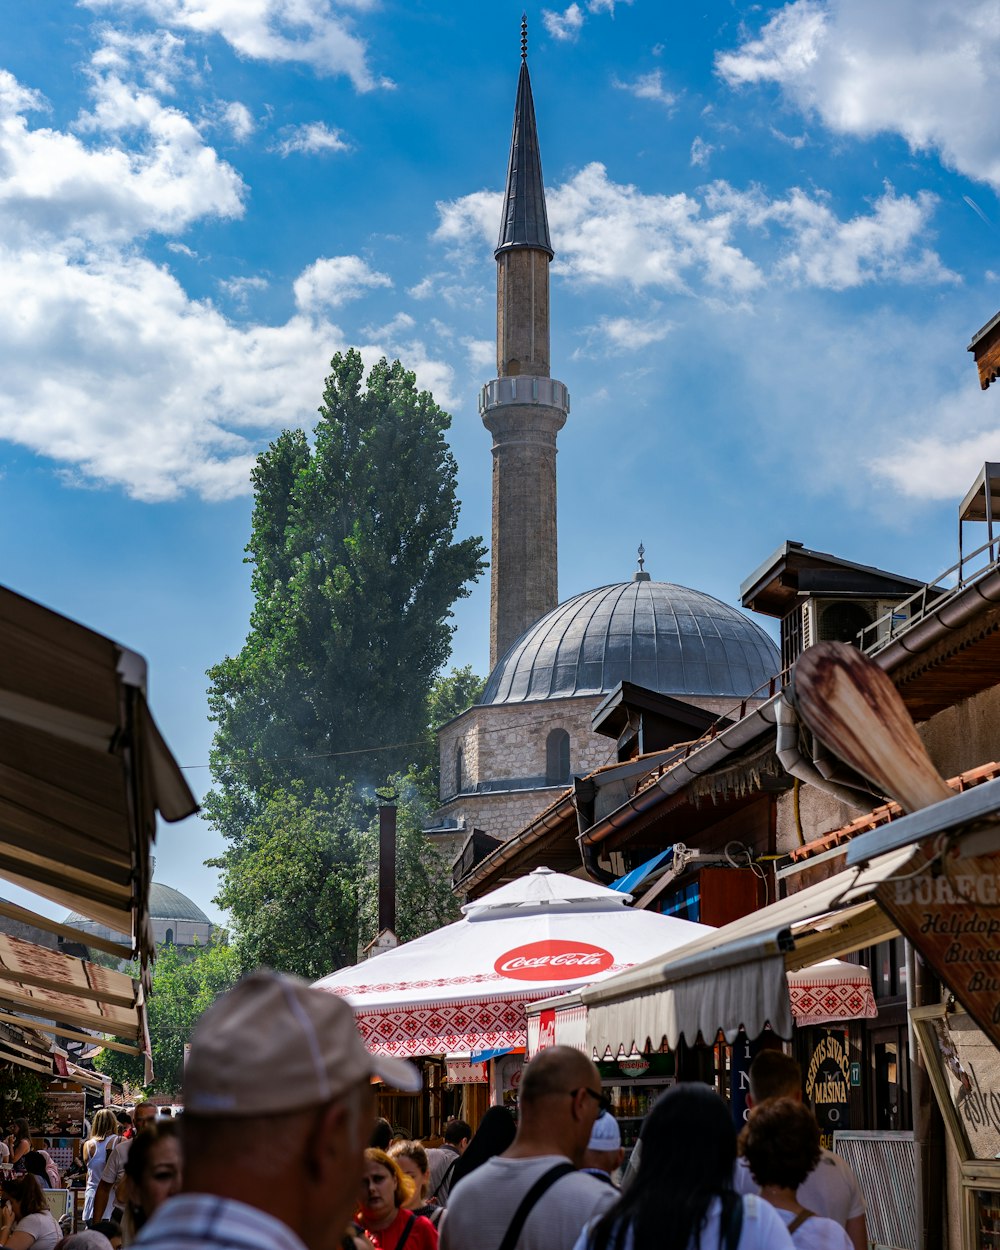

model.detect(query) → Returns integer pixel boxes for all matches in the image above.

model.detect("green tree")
[205,352,485,976]
[205,351,487,838]
[95,938,240,1094]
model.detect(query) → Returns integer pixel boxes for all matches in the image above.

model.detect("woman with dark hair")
[19,1157,49,1191]
[121,1124,181,1245]
[0,1174,62,1250]
[446,1106,515,1193]
[8,1122,31,1169]
[739,1099,851,1249]
[572,1084,793,1250]
[357,1149,437,1250]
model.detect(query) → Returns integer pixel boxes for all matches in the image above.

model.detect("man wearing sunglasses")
[440,1046,616,1250]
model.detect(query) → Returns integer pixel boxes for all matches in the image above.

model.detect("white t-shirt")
[15,1211,62,1250]
[571,1194,794,1250]
[776,1208,852,1250]
[735,1150,866,1225]
[440,1155,616,1250]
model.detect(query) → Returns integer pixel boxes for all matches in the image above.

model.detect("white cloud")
[293,255,392,310]
[717,0,1000,191]
[89,26,193,94]
[435,166,954,299]
[868,392,1000,502]
[166,241,197,257]
[613,69,677,109]
[274,120,350,156]
[588,0,631,12]
[85,0,390,90]
[706,181,959,290]
[0,69,244,245]
[463,338,494,371]
[407,274,437,300]
[362,311,415,338]
[690,136,714,168]
[542,5,585,42]
[219,100,254,141]
[592,314,674,351]
[218,274,269,308]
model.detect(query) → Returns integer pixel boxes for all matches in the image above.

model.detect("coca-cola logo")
[494,940,614,982]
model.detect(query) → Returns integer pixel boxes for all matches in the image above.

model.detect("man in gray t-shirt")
[440,1047,616,1250]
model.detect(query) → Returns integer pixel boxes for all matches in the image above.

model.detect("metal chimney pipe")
[377,791,397,934]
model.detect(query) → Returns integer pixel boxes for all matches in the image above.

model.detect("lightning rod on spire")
[521,13,528,61]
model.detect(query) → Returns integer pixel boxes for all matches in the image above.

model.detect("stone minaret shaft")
[481,42,569,668]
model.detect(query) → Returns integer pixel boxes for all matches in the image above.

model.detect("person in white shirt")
[440,1046,617,1250]
[739,1097,851,1250]
[733,1050,867,1250]
[571,1083,793,1250]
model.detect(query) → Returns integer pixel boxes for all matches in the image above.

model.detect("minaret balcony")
[478,375,570,415]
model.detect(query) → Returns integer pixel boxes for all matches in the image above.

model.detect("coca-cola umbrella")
[313,867,711,1058]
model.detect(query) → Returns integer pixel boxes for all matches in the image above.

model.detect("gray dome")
[481,579,780,705]
[65,881,209,928]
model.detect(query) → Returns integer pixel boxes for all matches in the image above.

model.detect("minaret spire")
[480,31,569,668]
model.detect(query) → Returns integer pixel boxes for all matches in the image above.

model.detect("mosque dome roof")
[480,575,781,706]
[64,881,210,929]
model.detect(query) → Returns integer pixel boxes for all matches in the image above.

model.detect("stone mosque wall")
[434,691,750,843]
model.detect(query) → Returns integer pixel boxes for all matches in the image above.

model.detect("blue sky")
[2,0,999,926]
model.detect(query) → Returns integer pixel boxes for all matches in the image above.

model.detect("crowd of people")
[0,971,870,1250]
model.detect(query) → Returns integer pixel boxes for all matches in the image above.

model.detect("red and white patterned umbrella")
[313,868,711,1058]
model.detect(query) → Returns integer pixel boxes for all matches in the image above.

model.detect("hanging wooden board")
[876,835,1000,1051]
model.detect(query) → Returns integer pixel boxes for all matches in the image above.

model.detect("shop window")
[546,729,570,784]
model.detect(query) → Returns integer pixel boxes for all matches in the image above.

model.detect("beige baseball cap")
[184,969,421,1116]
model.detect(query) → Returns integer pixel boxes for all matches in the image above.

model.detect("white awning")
[573,846,911,1056]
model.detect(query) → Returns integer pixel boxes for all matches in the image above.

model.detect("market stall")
[313,867,712,1131]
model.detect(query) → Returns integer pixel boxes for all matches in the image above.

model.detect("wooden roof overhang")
[969,310,1000,390]
[878,570,1000,721]
[0,586,197,1073]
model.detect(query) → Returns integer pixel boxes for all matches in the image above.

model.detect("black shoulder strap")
[497,1163,576,1250]
[788,1209,815,1234]
[721,1192,744,1250]
[395,1213,417,1250]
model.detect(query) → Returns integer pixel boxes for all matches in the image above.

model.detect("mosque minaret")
[480,20,570,668]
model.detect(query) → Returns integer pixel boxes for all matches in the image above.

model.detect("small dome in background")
[480,579,780,706]
[65,881,213,950]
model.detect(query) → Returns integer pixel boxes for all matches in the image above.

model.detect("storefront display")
[912,1002,1000,1250]
[597,1053,675,1155]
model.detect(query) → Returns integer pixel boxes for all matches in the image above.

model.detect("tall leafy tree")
[206,351,486,836]
[204,352,485,974]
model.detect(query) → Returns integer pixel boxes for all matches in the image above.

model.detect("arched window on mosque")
[165,927,174,946]
[455,745,464,796]
[546,729,571,786]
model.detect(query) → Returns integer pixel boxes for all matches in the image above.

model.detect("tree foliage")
[205,351,487,837]
[95,938,240,1095]
[204,352,484,978]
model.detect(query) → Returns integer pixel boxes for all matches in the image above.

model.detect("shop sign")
[494,940,614,982]
[805,1030,850,1150]
[537,1009,556,1051]
[876,844,1000,1051]
[730,1032,754,1128]
[37,1091,85,1138]
[446,1060,487,1085]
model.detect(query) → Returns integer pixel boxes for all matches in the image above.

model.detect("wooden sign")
[877,839,1000,1051]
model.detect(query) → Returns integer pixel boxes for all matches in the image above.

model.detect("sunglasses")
[570,1086,612,1112]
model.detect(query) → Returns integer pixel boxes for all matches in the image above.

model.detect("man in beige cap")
[133,969,420,1250]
